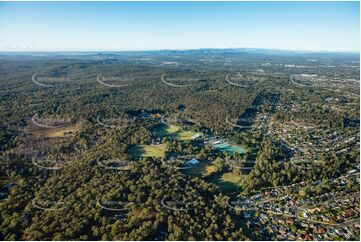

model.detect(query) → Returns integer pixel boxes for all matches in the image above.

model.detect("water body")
[213,143,245,154]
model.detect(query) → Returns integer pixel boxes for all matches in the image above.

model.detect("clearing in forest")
[152,123,201,141]
[208,172,242,192]
[29,123,82,138]
[128,144,166,158]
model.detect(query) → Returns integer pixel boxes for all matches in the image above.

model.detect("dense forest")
[0,50,359,240]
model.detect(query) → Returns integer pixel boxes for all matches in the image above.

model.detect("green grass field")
[177,130,199,140]
[221,172,242,184]
[167,124,180,133]
[128,144,166,158]
[153,124,200,141]
[184,160,217,177]
[208,172,242,192]
[184,160,208,177]
[152,124,178,137]
[185,164,243,192]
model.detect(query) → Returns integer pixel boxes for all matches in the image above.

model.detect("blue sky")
[0,1,359,51]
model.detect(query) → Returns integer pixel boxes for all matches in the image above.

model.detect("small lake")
[213,143,245,154]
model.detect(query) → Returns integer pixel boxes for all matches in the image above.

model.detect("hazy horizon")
[0,47,359,54]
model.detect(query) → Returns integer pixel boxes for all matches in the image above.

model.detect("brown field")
[205,164,217,174]
[30,123,82,138]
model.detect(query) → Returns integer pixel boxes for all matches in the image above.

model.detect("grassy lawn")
[167,124,180,133]
[221,172,242,184]
[205,164,217,175]
[183,160,208,177]
[152,124,200,141]
[208,172,242,192]
[185,160,241,192]
[184,160,217,177]
[128,144,166,158]
[152,124,178,137]
[176,130,199,140]
[30,123,82,138]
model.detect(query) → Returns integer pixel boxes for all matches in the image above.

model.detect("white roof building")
[187,158,199,165]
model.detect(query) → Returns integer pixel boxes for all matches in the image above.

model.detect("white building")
[187,158,199,165]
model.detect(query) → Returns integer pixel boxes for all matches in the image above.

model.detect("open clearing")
[153,124,200,141]
[208,172,242,192]
[153,124,179,136]
[183,160,209,177]
[167,124,180,133]
[182,158,241,192]
[128,144,166,158]
[205,164,217,174]
[177,130,199,140]
[184,160,217,177]
[30,123,82,138]
[221,172,242,184]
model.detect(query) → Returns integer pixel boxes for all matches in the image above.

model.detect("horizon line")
[0,47,359,54]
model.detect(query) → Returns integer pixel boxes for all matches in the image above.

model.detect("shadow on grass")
[207,172,242,193]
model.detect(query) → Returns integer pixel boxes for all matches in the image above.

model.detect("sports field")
[153,124,200,141]
[128,144,166,158]
[208,172,242,192]
[184,160,217,177]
